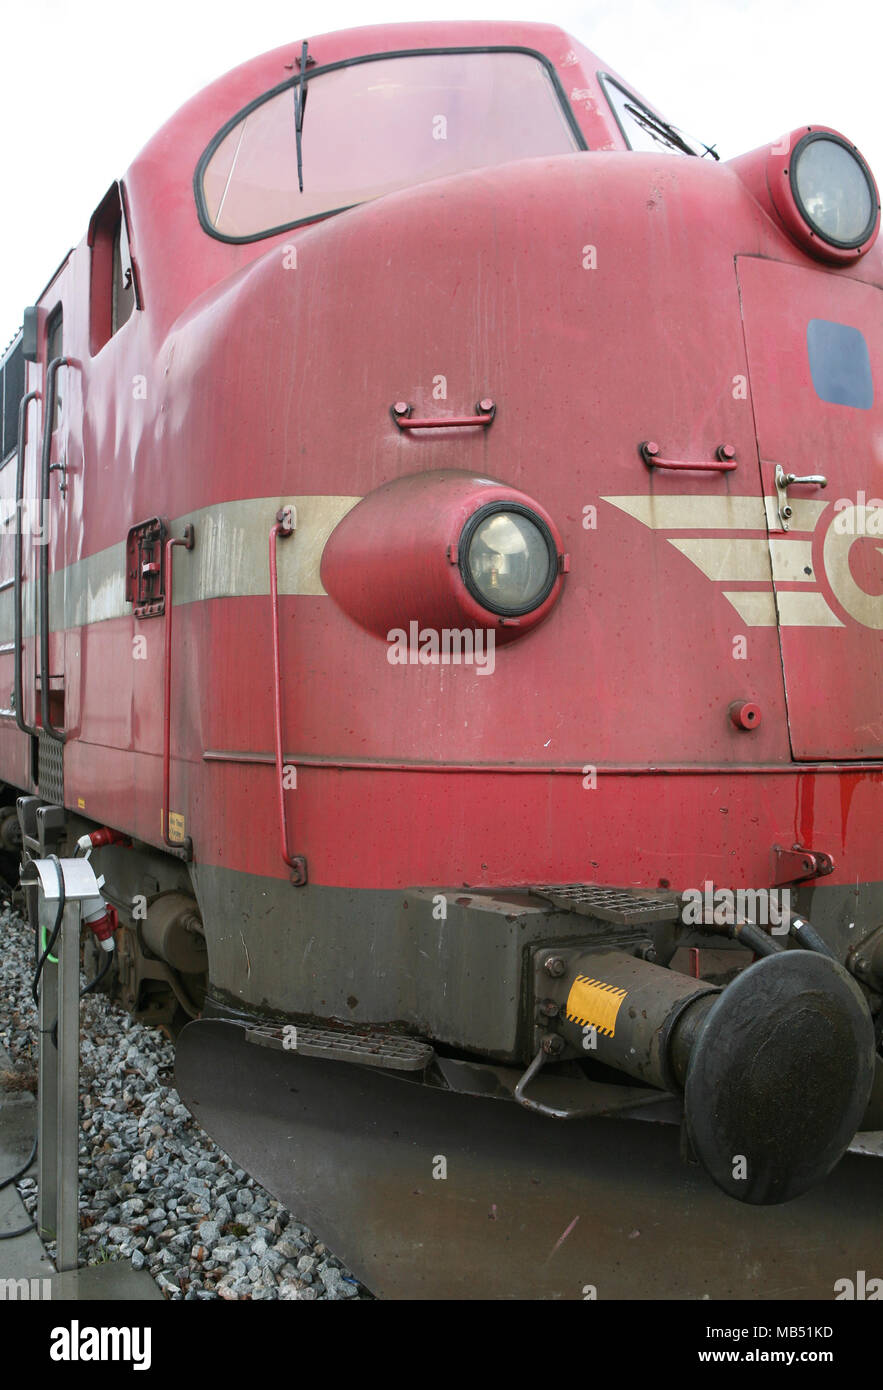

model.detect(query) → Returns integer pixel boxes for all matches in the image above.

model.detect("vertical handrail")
[162,526,194,858]
[14,389,41,736]
[269,508,306,885]
[39,356,69,742]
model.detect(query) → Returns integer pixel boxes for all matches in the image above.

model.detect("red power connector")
[77,827,132,853]
[84,902,118,951]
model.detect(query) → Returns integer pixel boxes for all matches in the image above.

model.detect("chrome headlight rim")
[789,129,878,251]
[458,500,559,618]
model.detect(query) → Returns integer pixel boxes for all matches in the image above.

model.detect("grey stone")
[197,1220,220,1246]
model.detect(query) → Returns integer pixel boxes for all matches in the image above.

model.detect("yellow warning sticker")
[565,975,628,1038]
[164,811,187,839]
[77,797,85,809]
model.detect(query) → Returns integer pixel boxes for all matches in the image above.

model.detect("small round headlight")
[459,503,557,616]
[791,132,877,249]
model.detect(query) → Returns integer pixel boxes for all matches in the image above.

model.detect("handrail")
[162,525,195,859]
[39,357,69,742]
[640,441,737,472]
[164,528,197,861]
[14,389,41,736]
[269,508,307,885]
[391,399,496,430]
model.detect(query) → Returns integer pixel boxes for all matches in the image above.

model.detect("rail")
[162,526,194,858]
[38,358,69,741]
[640,441,737,472]
[269,508,307,885]
[14,389,40,736]
[391,399,496,430]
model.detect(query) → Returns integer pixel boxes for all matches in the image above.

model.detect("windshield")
[198,49,584,241]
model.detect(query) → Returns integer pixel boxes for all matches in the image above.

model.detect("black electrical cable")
[0,1134,36,1194]
[728,919,785,957]
[0,857,65,1238]
[788,913,838,960]
[49,926,115,1046]
[48,942,115,1045]
[0,1222,36,1239]
[80,947,113,996]
[0,1135,37,1239]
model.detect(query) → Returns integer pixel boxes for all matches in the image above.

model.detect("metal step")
[244,1024,434,1072]
[530,883,681,925]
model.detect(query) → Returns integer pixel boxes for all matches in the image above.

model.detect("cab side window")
[89,183,136,354]
[0,337,25,463]
[46,306,63,429]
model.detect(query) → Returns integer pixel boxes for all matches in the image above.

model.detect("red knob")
[730,701,761,730]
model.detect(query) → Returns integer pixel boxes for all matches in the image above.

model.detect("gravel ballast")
[0,902,366,1300]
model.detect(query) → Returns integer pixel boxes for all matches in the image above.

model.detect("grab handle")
[39,358,69,742]
[14,389,41,736]
[269,509,307,886]
[162,526,195,858]
[392,399,496,430]
[641,441,737,472]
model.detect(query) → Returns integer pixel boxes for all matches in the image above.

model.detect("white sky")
[2,0,881,347]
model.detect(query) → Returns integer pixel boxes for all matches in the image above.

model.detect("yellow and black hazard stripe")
[565,974,628,1039]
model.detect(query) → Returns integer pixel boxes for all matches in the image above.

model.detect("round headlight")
[459,503,557,616]
[791,133,877,248]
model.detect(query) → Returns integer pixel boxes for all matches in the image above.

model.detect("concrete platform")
[0,1042,162,1300]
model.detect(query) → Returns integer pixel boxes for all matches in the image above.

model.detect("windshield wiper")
[294,41,311,192]
[624,102,719,161]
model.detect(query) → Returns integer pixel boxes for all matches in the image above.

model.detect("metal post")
[55,902,81,1271]
[37,935,58,1240]
[29,855,104,1273]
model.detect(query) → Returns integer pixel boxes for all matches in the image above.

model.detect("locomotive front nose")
[545,948,876,1205]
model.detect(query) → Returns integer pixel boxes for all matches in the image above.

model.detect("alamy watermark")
[682,881,792,931]
[0,497,54,544]
[0,1277,52,1300]
[386,622,495,675]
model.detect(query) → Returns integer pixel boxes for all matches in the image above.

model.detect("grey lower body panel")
[190,865,883,1064]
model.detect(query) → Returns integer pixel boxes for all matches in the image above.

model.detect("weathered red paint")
[0,18,879,922]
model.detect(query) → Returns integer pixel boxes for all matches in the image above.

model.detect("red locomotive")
[1,20,881,1298]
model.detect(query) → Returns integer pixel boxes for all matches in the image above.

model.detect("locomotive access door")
[737,257,883,760]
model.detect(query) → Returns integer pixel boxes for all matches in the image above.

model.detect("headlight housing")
[459,503,558,616]
[767,126,880,263]
[321,470,567,645]
[791,132,877,248]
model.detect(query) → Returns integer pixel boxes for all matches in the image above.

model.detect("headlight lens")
[460,504,557,615]
[792,134,877,248]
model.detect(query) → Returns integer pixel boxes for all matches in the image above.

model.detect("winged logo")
[602,493,883,630]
